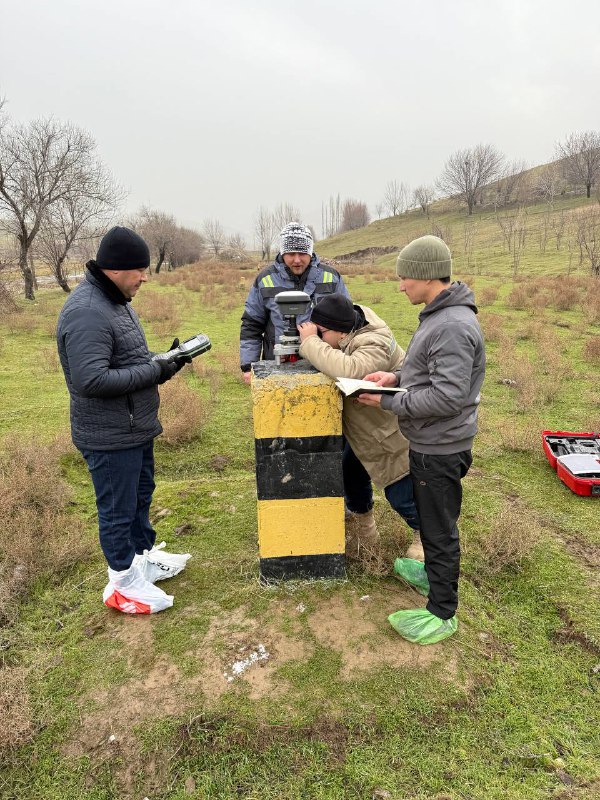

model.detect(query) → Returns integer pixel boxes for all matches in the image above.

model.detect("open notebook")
[335,378,407,398]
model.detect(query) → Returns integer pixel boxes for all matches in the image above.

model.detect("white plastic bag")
[103,564,174,614]
[134,541,191,583]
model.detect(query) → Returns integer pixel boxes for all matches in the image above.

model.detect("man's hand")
[242,371,252,385]
[155,358,179,384]
[298,322,318,342]
[363,371,397,387]
[355,393,383,407]
[167,338,193,372]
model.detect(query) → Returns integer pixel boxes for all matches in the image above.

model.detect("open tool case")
[542,430,600,497]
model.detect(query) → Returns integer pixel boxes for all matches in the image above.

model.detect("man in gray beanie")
[57,226,192,614]
[358,235,485,644]
[239,221,350,383]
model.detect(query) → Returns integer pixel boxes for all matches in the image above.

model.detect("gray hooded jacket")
[380,282,485,454]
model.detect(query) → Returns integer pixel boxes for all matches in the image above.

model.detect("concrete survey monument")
[251,361,345,581]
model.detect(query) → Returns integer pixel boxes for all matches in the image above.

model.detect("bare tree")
[413,185,435,216]
[535,163,564,206]
[35,166,122,292]
[575,207,600,275]
[463,220,478,271]
[202,218,225,257]
[495,160,528,207]
[0,115,104,299]
[132,208,178,273]
[383,180,409,216]
[254,206,276,260]
[374,202,384,220]
[322,194,342,238]
[557,130,600,198]
[169,225,204,267]
[272,202,301,232]
[340,199,370,232]
[437,143,505,215]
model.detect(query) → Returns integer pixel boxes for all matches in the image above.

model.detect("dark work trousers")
[80,441,157,571]
[409,449,472,620]
[343,441,420,530]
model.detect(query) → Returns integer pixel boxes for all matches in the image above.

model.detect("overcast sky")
[1,0,599,244]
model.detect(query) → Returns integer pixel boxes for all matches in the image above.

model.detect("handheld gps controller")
[151,333,212,363]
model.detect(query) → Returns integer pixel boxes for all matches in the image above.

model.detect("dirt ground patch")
[62,584,458,795]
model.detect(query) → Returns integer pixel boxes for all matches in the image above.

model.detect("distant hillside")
[316,159,599,279]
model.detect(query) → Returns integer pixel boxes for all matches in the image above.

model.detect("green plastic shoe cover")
[393,558,430,596]
[388,608,458,644]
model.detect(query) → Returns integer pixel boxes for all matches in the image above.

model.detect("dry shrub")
[476,501,540,575]
[37,345,60,374]
[0,438,90,625]
[502,354,539,412]
[496,418,544,454]
[0,667,33,750]
[0,280,18,314]
[506,284,529,310]
[478,287,498,307]
[583,292,600,325]
[479,312,507,343]
[583,336,600,362]
[158,376,209,444]
[553,285,580,311]
[134,291,180,326]
[4,311,37,335]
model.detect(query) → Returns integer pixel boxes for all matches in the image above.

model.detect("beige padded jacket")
[299,305,409,488]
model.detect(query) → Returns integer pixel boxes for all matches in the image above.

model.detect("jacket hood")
[419,281,478,320]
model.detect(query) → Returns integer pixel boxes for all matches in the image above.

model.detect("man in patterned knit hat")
[239,222,350,383]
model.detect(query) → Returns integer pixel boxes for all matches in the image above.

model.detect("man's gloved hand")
[168,338,193,373]
[155,358,179,384]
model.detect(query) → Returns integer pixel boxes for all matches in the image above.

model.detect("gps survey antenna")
[152,333,212,363]
[273,290,312,365]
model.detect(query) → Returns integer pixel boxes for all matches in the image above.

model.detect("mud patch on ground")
[194,603,313,702]
[306,590,454,678]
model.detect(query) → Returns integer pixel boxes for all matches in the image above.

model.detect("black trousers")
[409,449,472,620]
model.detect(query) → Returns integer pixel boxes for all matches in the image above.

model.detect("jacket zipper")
[126,394,135,429]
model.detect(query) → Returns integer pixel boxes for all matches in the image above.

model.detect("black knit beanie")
[91,226,150,270]
[311,295,356,333]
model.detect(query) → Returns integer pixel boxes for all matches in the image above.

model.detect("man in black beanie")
[57,226,192,614]
[299,295,420,564]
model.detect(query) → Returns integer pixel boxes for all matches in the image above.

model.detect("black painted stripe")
[259,553,346,582]
[255,435,344,500]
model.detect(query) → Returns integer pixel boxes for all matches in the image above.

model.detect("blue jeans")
[80,442,157,571]
[342,442,420,530]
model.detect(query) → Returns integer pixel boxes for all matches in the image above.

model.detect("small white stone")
[360,595,370,601]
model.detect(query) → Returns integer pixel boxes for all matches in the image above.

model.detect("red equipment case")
[542,430,600,497]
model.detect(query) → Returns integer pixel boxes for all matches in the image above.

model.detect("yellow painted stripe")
[252,373,342,439]
[258,497,344,558]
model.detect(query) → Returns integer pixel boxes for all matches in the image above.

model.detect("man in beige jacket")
[298,294,420,559]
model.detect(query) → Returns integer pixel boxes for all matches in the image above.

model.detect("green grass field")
[1,207,600,800]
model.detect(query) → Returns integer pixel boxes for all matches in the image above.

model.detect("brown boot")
[405,531,424,562]
[346,509,380,558]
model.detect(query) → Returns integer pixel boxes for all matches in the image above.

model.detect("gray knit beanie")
[280,222,313,256]
[396,235,452,280]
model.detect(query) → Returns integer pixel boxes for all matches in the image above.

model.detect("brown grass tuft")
[478,287,499,307]
[0,438,90,625]
[134,291,180,327]
[583,336,600,363]
[158,376,210,444]
[475,501,541,575]
[0,667,34,750]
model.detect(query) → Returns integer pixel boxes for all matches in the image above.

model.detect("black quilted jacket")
[56,266,163,451]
